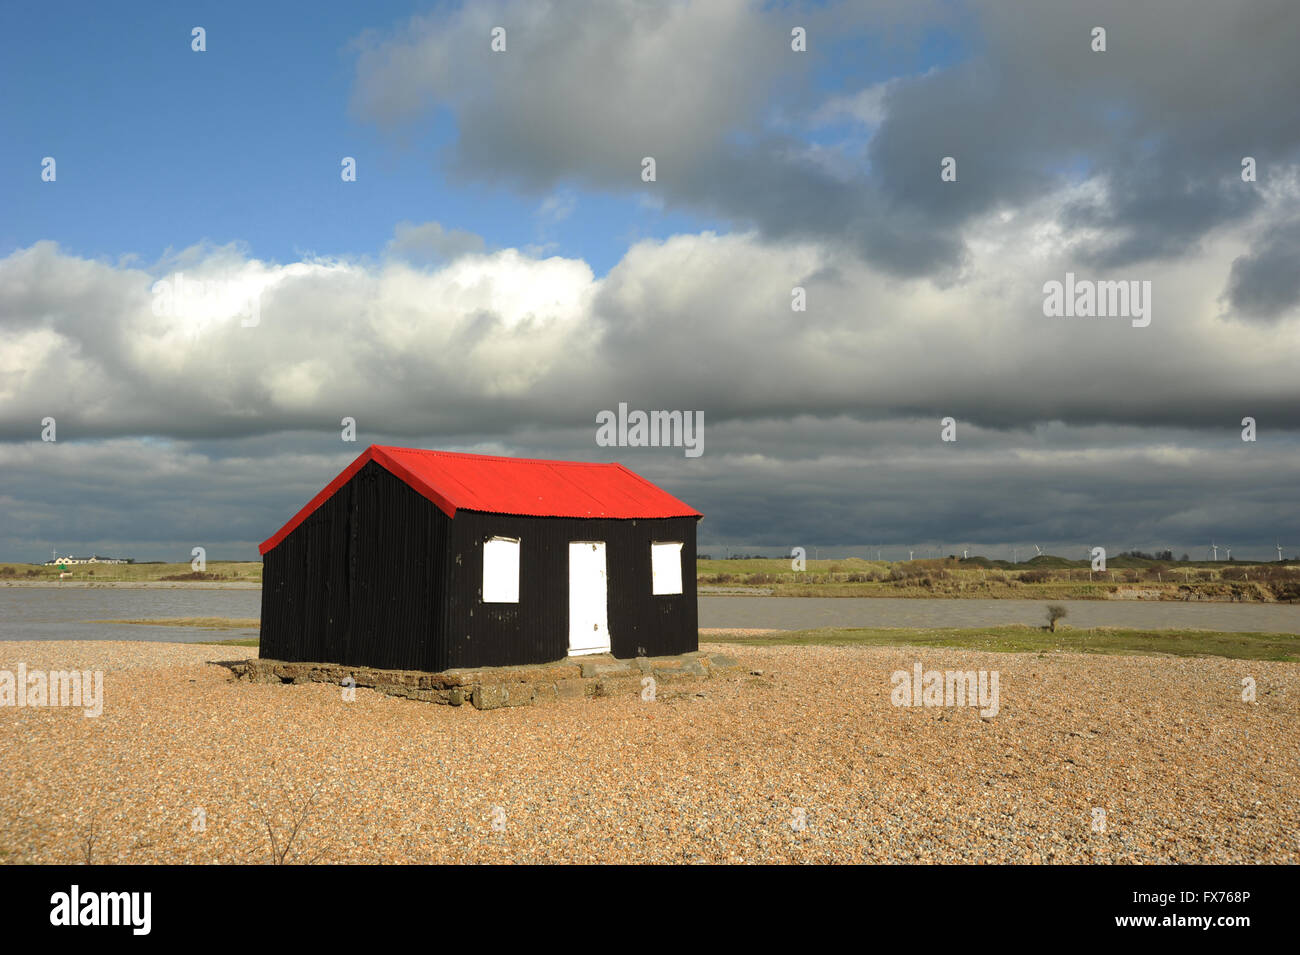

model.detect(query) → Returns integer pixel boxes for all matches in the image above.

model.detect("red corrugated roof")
[259,444,702,554]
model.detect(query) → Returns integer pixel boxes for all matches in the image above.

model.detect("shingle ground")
[1,639,1296,864]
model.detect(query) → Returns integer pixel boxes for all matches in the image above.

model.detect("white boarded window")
[483,537,520,603]
[651,541,684,595]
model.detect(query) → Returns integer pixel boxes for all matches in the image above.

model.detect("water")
[699,596,1300,633]
[1,587,1295,642]
[0,586,261,643]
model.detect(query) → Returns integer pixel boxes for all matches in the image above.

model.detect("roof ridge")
[261,445,701,554]
[375,444,620,469]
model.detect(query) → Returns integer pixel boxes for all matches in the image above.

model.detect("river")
[1,586,1296,641]
[0,586,262,643]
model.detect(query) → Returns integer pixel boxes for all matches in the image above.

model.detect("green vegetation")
[705,624,1300,662]
[697,556,1300,601]
[94,617,260,630]
[4,553,1297,604]
[0,561,262,583]
[196,636,260,647]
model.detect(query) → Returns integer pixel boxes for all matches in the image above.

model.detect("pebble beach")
[1,638,1296,864]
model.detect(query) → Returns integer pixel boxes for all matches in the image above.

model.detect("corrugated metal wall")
[443,512,699,669]
[261,464,699,670]
[260,462,451,669]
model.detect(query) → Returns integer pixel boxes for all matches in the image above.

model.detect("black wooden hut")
[258,445,703,671]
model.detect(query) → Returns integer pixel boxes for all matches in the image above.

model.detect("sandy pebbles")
[1,640,1295,864]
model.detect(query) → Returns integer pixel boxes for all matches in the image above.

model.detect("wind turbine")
[1277,542,1285,562]
[1225,545,1232,561]
[908,550,914,561]
[1210,541,1219,561]
[1033,544,1043,557]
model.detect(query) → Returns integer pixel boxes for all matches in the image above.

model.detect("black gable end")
[260,461,452,669]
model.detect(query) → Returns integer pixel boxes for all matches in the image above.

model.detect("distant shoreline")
[0,579,1287,602]
[0,580,261,590]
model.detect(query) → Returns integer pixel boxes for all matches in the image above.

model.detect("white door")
[568,541,610,655]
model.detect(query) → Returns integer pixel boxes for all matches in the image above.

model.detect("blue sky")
[2,1,737,273]
[1,1,970,275]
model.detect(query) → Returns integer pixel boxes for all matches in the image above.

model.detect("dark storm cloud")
[1223,216,1300,320]
[349,0,970,275]
[866,0,1300,269]
[352,0,1300,281]
[4,421,1296,562]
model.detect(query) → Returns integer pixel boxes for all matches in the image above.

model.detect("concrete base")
[228,651,744,710]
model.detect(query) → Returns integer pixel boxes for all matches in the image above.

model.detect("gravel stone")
[1,640,1295,864]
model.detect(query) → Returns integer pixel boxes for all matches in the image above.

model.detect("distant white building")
[44,554,131,566]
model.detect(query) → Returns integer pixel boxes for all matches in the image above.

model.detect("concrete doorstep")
[227,651,746,710]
